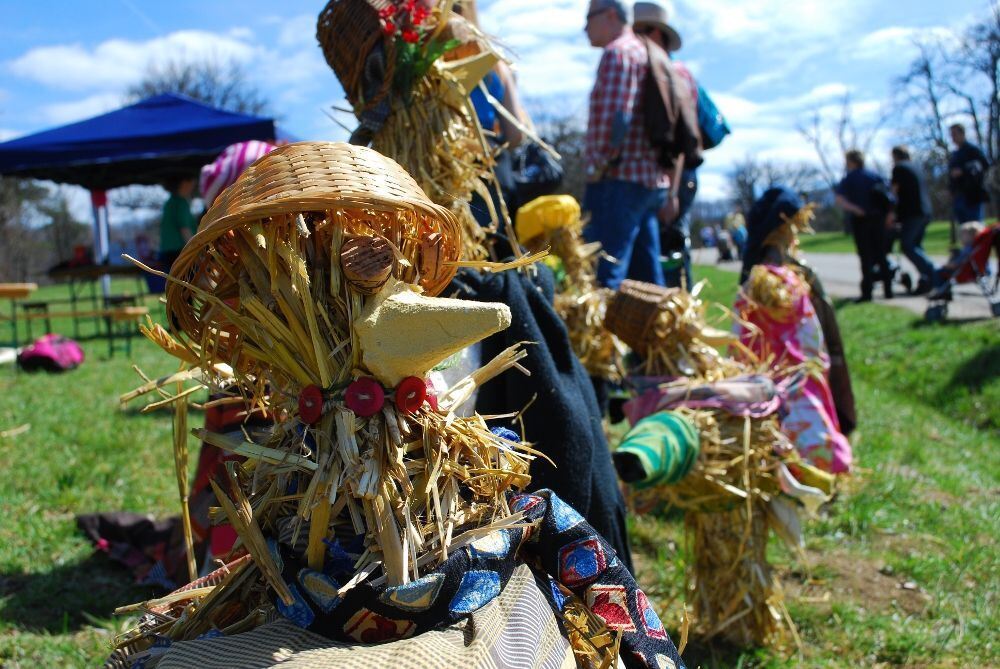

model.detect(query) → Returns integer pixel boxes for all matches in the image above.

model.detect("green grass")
[0,284,180,667]
[798,220,954,257]
[1,274,998,667]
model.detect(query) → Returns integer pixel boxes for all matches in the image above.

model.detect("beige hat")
[633,1,683,52]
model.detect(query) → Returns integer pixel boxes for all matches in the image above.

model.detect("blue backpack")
[697,85,731,150]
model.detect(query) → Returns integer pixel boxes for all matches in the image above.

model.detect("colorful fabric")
[79,402,266,588]
[735,265,852,473]
[623,374,782,426]
[266,489,684,669]
[615,412,699,488]
[586,30,669,190]
[199,140,277,207]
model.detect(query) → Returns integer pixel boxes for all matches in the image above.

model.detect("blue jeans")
[953,194,984,225]
[583,179,666,289]
[899,216,935,282]
[662,169,697,290]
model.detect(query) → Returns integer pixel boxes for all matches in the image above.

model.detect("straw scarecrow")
[605,280,832,648]
[515,195,625,384]
[736,187,855,473]
[317,0,531,261]
[109,142,685,669]
[315,2,634,567]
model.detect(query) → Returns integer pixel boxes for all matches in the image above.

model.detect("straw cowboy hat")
[633,1,683,52]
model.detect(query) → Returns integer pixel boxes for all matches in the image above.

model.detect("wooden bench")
[0,306,149,356]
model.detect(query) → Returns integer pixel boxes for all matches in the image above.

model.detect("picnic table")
[0,273,149,356]
[1,283,38,348]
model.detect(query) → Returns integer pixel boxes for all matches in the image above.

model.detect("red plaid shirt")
[586,30,670,190]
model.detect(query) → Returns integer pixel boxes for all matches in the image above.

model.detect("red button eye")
[298,385,324,425]
[395,376,428,414]
[345,377,386,417]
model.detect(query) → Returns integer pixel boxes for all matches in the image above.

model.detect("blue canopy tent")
[0,93,277,293]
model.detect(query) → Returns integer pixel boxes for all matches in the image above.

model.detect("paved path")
[693,249,997,321]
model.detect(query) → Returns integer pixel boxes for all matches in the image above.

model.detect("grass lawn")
[798,220,955,257]
[1,273,998,667]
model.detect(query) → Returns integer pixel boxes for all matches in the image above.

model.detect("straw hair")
[166,142,462,350]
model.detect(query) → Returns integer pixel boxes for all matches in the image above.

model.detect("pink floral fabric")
[735,265,852,473]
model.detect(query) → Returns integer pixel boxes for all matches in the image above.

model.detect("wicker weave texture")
[166,142,463,344]
[604,280,682,352]
[316,0,394,111]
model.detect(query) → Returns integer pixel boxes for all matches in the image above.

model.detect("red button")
[395,376,428,414]
[345,377,385,417]
[298,385,324,425]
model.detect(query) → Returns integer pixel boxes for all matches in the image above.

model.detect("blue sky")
[0,0,993,208]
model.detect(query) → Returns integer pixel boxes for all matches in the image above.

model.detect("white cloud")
[676,0,862,45]
[42,93,122,124]
[0,128,19,142]
[7,30,258,92]
[853,25,953,61]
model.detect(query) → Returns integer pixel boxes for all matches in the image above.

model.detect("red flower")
[378,6,395,20]
[401,29,420,44]
[382,20,396,36]
[412,5,429,24]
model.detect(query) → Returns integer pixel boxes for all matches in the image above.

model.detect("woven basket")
[167,142,462,345]
[316,0,394,112]
[604,280,682,352]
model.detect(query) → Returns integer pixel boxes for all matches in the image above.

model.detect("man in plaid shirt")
[583,0,670,289]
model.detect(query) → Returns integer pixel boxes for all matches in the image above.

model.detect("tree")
[37,193,90,264]
[797,93,887,190]
[527,105,588,203]
[894,3,1000,210]
[0,177,48,282]
[126,57,269,116]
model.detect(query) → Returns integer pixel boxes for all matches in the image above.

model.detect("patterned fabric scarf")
[266,488,685,669]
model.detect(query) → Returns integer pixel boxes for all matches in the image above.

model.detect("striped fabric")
[616,411,699,488]
[153,565,577,669]
[199,140,277,207]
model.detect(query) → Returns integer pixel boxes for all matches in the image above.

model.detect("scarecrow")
[317,0,631,566]
[515,195,626,390]
[736,187,854,474]
[108,142,685,669]
[604,281,832,648]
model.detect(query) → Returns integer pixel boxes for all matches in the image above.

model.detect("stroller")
[925,222,1000,321]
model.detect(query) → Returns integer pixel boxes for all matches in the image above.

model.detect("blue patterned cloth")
[270,489,685,669]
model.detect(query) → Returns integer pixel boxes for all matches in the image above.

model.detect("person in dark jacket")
[891,146,937,294]
[834,149,894,302]
[948,123,991,226]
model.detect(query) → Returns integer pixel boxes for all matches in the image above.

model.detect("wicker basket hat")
[605,280,683,352]
[316,0,394,111]
[166,141,462,350]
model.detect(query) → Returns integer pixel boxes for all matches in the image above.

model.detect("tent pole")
[90,190,111,300]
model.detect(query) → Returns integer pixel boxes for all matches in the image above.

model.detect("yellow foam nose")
[354,281,511,387]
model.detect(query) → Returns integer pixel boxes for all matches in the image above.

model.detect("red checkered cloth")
[586,30,670,190]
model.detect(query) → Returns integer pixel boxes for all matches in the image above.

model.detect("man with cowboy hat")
[632,1,701,291]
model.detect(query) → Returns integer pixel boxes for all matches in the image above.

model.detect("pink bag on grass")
[17,334,85,372]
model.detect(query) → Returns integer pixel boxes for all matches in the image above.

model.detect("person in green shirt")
[159,175,197,268]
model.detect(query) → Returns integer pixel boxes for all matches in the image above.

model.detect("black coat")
[448,263,633,572]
